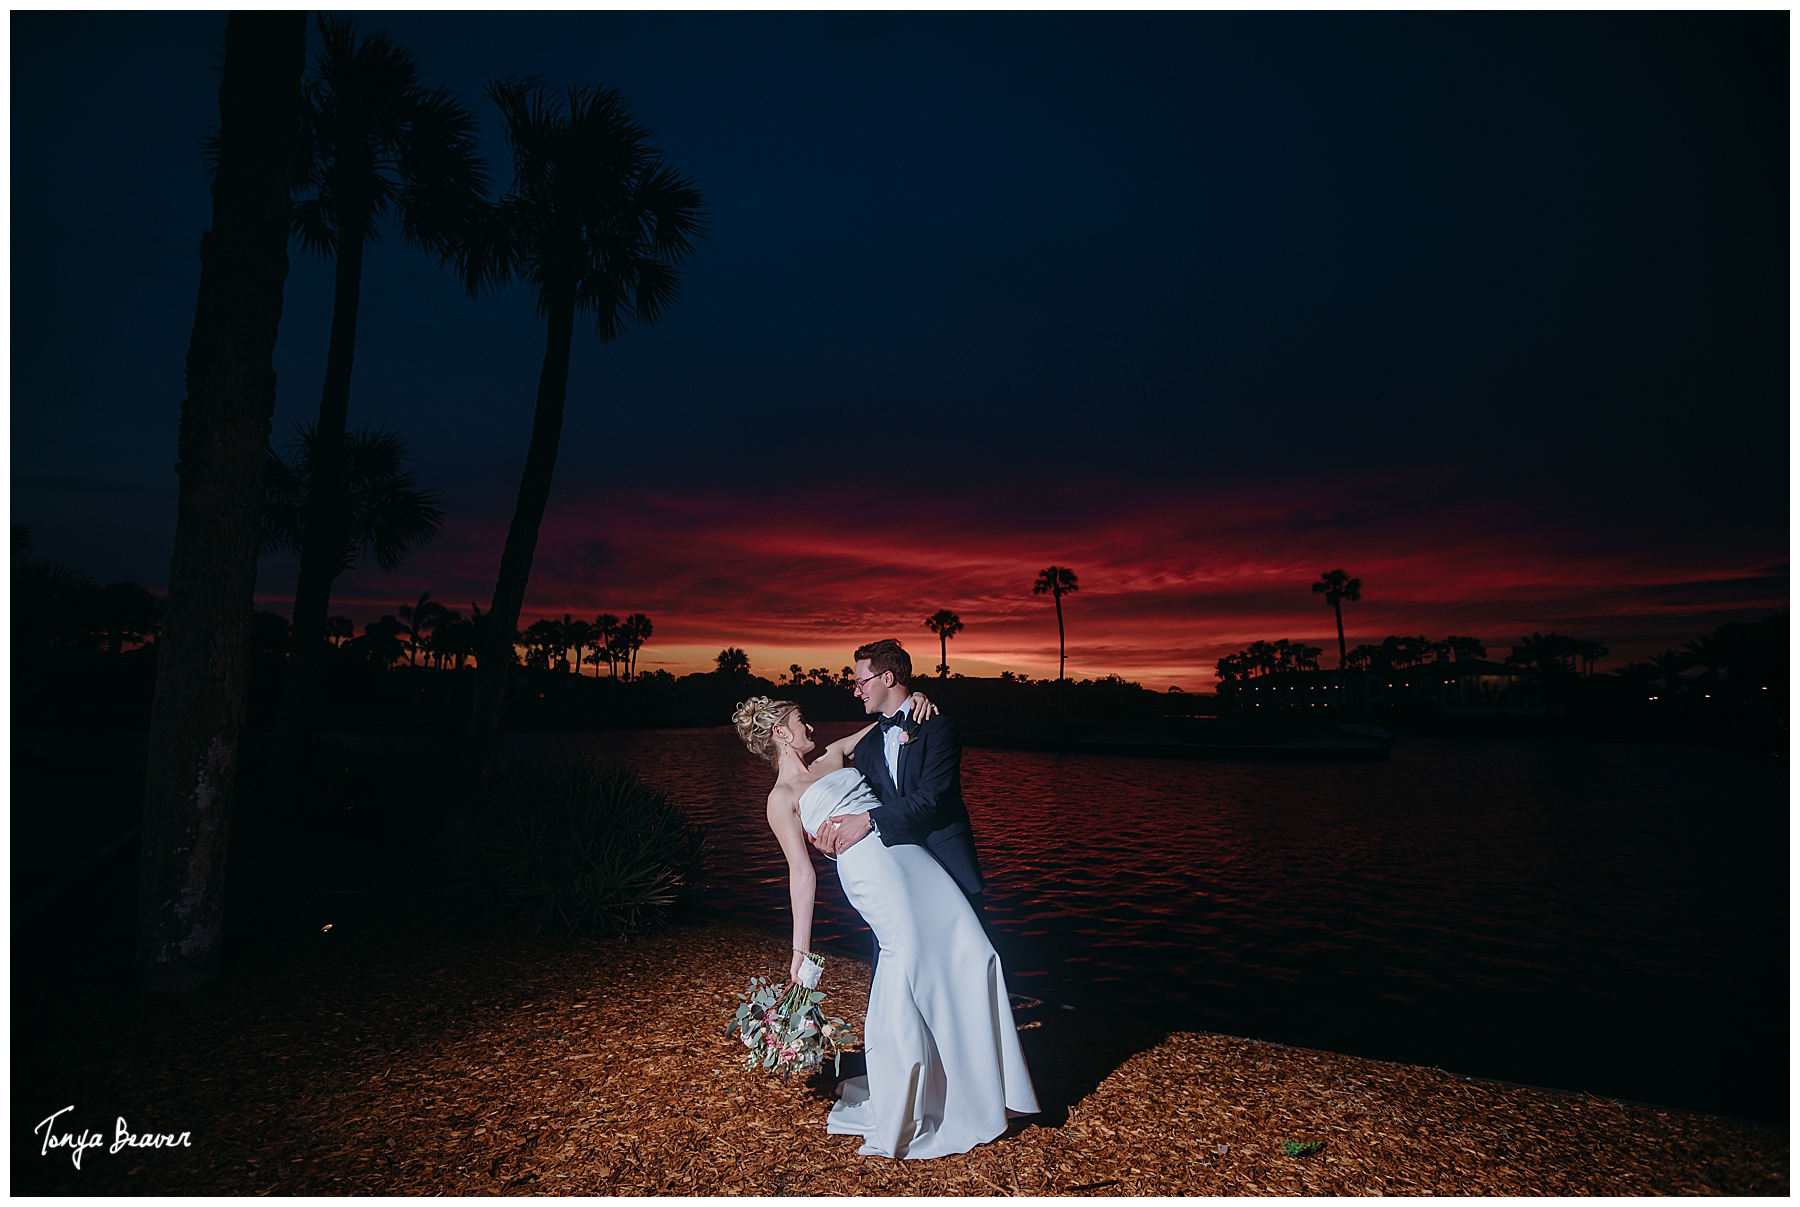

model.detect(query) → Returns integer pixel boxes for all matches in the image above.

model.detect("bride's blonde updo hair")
[733,696,799,765]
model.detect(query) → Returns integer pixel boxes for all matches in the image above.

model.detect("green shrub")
[437,758,707,938]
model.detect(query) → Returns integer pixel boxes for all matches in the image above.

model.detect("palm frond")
[478,77,706,335]
[396,84,489,256]
[445,199,519,296]
[260,440,307,556]
[344,428,445,571]
[291,195,338,256]
[294,14,488,263]
[259,424,443,573]
[631,160,707,260]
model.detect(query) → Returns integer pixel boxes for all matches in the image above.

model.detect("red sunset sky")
[296,471,1787,692]
[18,13,1786,681]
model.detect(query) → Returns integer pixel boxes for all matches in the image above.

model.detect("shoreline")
[14,911,1786,1196]
[707,909,1791,1138]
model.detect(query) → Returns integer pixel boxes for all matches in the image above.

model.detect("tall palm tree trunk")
[939,632,948,677]
[1333,601,1346,668]
[273,218,367,778]
[1055,594,1066,681]
[138,11,306,991]
[461,285,577,783]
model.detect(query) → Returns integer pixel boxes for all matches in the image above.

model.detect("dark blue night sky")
[11,11,1786,684]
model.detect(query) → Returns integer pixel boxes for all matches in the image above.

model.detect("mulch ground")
[12,906,1786,1196]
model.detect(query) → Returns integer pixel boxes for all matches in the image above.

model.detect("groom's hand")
[814,812,872,856]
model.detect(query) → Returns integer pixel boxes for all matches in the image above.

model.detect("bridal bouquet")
[725,953,859,1082]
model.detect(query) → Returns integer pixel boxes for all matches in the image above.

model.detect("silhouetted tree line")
[12,526,166,726]
[1610,616,1786,712]
[1217,632,1602,679]
[1210,616,1785,743]
[13,526,161,659]
[1347,634,1491,672]
[1215,638,1326,680]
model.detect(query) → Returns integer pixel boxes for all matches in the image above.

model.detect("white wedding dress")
[799,766,1039,1159]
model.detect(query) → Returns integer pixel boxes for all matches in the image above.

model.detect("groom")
[810,638,985,916]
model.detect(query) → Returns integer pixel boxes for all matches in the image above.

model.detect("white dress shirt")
[881,698,913,790]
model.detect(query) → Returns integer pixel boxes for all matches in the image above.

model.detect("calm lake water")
[502,727,1788,1126]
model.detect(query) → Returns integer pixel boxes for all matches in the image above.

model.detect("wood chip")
[14,916,1787,1195]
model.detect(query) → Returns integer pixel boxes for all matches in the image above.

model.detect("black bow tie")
[879,712,908,730]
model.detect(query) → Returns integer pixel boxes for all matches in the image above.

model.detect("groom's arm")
[867,715,961,837]
[810,728,883,856]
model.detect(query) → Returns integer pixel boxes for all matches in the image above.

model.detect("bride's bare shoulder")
[766,780,802,813]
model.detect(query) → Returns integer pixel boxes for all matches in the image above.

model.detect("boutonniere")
[898,718,921,745]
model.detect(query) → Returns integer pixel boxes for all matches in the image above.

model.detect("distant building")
[1219,660,1542,714]
[1364,660,1541,714]
[1217,667,1360,712]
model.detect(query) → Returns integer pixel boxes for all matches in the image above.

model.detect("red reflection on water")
[495,725,1787,1124]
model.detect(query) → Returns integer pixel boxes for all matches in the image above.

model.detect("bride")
[733,694,1039,1159]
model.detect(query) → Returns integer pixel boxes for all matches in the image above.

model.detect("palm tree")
[259,427,444,651]
[519,618,560,669]
[590,612,622,677]
[324,615,355,647]
[620,612,654,679]
[1680,635,1720,681]
[273,16,486,777]
[606,630,632,678]
[423,607,463,667]
[138,12,307,992]
[351,614,408,668]
[1272,638,1295,672]
[429,611,474,667]
[1311,569,1362,669]
[452,79,704,782]
[1649,650,1694,699]
[1578,639,1611,677]
[1508,632,1577,675]
[562,616,594,675]
[1444,635,1486,663]
[91,582,161,657]
[923,609,963,677]
[1393,635,1432,669]
[551,616,573,671]
[1032,567,1079,681]
[1245,640,1278,677]
[13,543,100,660]
[396,591,446,667]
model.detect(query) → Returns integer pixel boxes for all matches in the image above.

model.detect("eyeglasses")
[851,672,888,690]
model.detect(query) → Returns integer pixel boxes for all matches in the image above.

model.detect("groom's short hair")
[855,639,911,686]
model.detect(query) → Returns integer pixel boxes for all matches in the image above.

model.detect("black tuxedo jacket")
[852,712,985,897]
